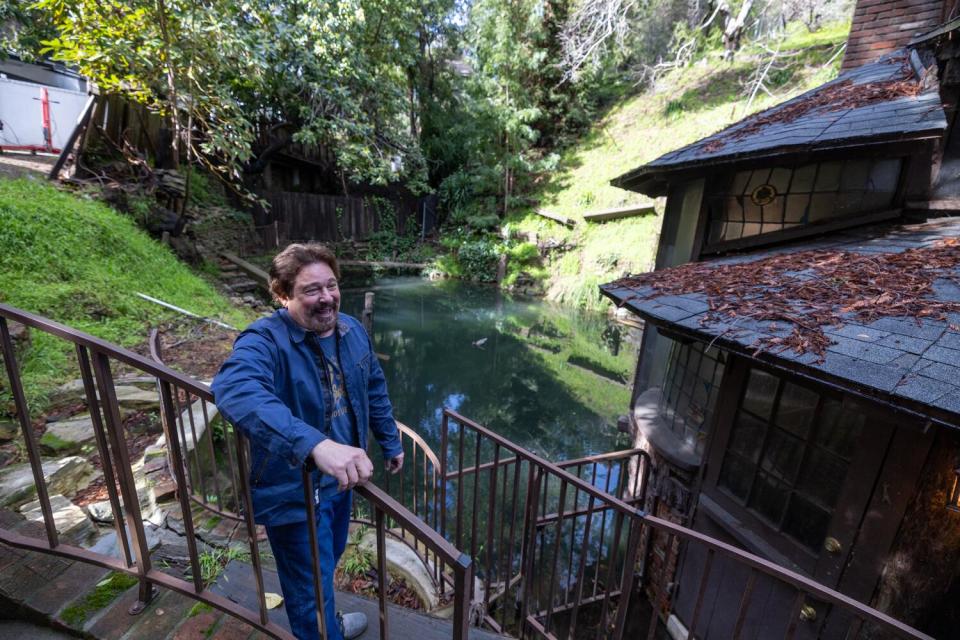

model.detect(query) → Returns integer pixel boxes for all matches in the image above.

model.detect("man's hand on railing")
[310,440,374,490]
[386,453,404,474]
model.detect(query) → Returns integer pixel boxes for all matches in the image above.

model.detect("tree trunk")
[156,0,181,169]
[721,0,753,61]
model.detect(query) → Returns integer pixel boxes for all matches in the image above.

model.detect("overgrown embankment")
[0,177,253,406]
[510,23,850,309]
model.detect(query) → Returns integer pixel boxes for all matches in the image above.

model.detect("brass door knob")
[799,604,817,622]
[824,537,842,554]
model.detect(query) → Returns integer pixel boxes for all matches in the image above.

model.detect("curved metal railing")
[2,301,933,640]
[152,326,454,607]
[441,409,933,640]
[0,303,473,639]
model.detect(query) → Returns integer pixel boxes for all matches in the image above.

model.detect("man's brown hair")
[269,243,340,303]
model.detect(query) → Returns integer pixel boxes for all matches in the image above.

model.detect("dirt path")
[0,152,57,179]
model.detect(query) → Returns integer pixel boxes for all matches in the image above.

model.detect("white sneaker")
[338,611,367,640]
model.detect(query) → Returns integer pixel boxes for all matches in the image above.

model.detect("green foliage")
[341,548,373,577]
[456,240,501,282]
[0,1,56,60]
[60,572,139,627]
[353,197,436,263]
[428,0,609,233]
[340,533,374,579]
[503,241,544,288]
[188,602,214,618]
[508,241,539,264]
[196,546,250,586]
[32,0,457,191]
[511,20,849,309]
[0,178,254,408]
[187,168,226,208]
[126,193,155,227]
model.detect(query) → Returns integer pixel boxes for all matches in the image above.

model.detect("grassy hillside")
[512,23,850,308]
[0,177,254,406]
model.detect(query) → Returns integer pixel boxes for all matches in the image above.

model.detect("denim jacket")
[212,309,403,526]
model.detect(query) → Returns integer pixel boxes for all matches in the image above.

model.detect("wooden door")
[674,357,906,638]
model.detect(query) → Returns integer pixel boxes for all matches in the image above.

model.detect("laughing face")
[282,261,341,336]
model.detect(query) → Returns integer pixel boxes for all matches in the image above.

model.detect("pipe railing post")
[613,514,645,639]
[158,380,204,593]
[376,507,390,640]
[453,552,474,640]
[235,434,270,627]
[0,317,59,549]
[302,470,330,639]
[90,350,156,614]
[76,345,132,567]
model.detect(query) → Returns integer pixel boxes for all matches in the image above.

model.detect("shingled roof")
[613,52,947,197]
[600,217,960,428]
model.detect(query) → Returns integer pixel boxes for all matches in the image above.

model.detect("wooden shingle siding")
[842,0,948,70]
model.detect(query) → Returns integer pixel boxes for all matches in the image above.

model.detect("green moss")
[39,431,75,453]
[60,571,139,627]
[188,602,214,618]
[203,515,222,530]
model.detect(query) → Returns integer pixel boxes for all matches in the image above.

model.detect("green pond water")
[339,276,641,462]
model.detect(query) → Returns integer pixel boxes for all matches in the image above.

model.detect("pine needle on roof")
[615,236,960,360]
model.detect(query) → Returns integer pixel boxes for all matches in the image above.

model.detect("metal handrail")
[0,303,474,639]
[366,422,449,594]
[441,408,934,640]
[0,300,934,639]
[0,303,210,396]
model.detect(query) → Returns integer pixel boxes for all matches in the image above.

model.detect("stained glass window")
[706,158,903,246]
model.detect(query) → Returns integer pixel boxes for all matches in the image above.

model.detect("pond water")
[339,276,642,462]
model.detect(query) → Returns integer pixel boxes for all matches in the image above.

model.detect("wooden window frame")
[657,340,726,458]
[700,356,896,576]
[694,145,916,258]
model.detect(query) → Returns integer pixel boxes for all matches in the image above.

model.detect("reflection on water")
[340,276,642,462]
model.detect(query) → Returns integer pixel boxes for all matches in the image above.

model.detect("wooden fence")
[256,190,419,246]
[81,95,167,166]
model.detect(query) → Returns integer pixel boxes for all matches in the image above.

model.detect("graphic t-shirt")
[310,333,359,499]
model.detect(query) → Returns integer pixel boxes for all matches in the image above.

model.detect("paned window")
[657,341,726,456]
[718,368,864,551]
[706,158,903,246]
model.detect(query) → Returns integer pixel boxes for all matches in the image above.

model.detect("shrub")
[457,240,500,282]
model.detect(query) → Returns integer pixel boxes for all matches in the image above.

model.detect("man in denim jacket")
[213,243,404,640]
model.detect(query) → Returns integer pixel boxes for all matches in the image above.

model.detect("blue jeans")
[266,490,352,640]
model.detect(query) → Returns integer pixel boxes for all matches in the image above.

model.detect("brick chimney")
[842,0,949,70]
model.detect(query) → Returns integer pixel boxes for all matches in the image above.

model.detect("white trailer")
[0,77,89,153]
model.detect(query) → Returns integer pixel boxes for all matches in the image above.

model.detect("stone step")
[0,456,96,509]
[209,559,509,640]
[1,510,508,639]
[0,522,264,639]
[224,280,259,294]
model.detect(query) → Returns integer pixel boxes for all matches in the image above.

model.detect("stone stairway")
[216,256,271,313]
[0,509,267,639]
[1,507,508,640]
